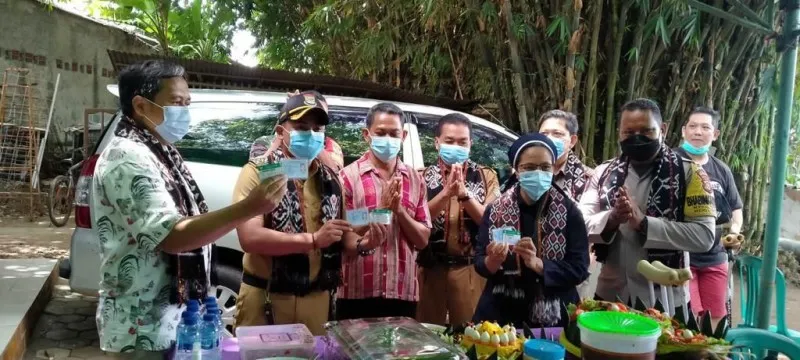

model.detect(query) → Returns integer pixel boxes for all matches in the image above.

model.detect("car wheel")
[213,263,241,336]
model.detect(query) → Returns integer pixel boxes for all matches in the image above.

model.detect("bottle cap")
[186,300,200,312]
[182,311,198,325]
[204,295,217,305]
[203,313,216,322]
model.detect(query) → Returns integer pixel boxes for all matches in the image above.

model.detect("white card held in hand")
[502,229,522,246]
[346,208,369,227]
[369,209,392,225]
[281,159,309,179]
[491,226,512,243]
[257,163,283,181]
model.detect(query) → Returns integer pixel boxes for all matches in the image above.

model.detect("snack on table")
[459,321,525,359]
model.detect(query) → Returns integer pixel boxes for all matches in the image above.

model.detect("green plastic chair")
[736,255,800,341]
[725,328,800,360]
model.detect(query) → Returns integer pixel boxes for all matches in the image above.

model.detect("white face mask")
[143,98,192,143]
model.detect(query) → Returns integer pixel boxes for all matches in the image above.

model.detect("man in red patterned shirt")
[337,102,432,319]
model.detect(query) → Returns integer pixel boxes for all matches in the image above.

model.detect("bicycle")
[47,157,83,227]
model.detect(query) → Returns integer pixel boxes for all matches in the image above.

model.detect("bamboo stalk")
[501,0,530,131]
[602,0,633,160]
[581,0,603,162]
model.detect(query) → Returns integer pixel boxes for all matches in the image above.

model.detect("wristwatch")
[356,237,376,257]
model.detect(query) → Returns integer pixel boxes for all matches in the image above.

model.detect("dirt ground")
[0,216,71,259]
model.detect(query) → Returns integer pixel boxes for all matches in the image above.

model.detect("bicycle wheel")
[48,175,73,227]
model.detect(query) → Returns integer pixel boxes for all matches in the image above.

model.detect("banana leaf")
[712,315,729,339]
[699,312,714,337]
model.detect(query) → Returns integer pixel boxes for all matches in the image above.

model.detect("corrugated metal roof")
[107,50,478,112]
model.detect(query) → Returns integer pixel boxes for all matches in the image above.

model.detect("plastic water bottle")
[200,313,221,360]
[202,295,217,314]
[206,303,225,341]
[186,299,200,313]
[175,311,200,360]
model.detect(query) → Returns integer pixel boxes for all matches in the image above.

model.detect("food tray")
[326,317,468,360]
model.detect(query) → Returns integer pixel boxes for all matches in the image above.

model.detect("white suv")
[67,85,517,323]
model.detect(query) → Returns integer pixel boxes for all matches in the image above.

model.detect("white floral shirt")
[92,137,209,352]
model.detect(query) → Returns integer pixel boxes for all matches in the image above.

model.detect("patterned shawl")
[253,148,344,295]
[594,145,686,268]
[114,116,211,304]
[486,184,569,326]
[560,152,590,200]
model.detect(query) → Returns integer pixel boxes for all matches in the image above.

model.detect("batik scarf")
[561,152,589,200]
[252,148,344,295]
[115,116,211,304]
[595,144,686,268]
[486,184,569,326]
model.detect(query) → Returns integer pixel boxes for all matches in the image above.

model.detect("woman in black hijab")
[472,133,590,327]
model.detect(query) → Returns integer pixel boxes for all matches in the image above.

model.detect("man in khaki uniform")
[233,90,350,335]
[417,113,500,326]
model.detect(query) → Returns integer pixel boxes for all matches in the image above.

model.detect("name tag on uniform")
[281,159,309,180]
[347,208,370,226]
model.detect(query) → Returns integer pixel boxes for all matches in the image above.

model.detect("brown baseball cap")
[279,90,329,125]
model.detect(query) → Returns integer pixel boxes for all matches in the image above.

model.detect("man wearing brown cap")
[232,90,351,334]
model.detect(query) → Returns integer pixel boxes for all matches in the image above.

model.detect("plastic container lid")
[577,311,661,337]
[220,337,239,360]
[523,339,565,360]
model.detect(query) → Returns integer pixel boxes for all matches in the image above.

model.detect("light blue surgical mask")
[438,144,469,165]
[681,141,710,156]
[145,99,191,144]
[519,170,553,201]
[288,130,325,159]
[370,135,402,163]
[548,137,565,158]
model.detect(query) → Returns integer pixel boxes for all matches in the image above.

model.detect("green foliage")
[88,0,235,61]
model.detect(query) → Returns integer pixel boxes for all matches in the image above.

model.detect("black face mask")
[620,134,661,162]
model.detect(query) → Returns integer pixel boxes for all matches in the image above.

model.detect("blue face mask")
[145,99,192,144]
[370,135,402,163]
[548,137,565,158]
[438,144,470,165]
[519,170,553,201]
[288,130,325,159]
[681,141,710,156]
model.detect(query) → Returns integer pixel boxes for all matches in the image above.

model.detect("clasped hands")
[443,164,468,198]
[609,186,646,232]
[486,237,544,274]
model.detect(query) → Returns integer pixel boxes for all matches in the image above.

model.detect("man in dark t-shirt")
[675,107,743,325]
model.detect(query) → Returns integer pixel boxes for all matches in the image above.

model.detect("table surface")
[313,327,565,359]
